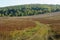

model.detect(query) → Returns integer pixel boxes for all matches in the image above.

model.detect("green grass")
[7,21,50,40]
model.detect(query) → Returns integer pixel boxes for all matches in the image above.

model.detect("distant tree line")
[0,4,60,17]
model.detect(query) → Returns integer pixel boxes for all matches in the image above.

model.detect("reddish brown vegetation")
[0,19,36,31]
[32,18,60,34]
[0,18,60,35]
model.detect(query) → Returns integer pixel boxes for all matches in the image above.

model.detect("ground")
[0,12,60,40]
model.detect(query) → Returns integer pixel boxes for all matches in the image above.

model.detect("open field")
[0,19,49,40]
[0,12,60,40]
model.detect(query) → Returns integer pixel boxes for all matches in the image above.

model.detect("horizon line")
[0,3,60,8]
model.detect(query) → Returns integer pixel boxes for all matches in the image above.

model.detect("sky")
[0,0,60,7]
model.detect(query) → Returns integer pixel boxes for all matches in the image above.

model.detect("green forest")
[0,4,60,17]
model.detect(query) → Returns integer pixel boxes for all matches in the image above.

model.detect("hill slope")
[0,4,60,17]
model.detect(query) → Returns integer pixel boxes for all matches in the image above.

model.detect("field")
[0,12,60,40]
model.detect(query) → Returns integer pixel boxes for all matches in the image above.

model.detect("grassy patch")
[2,21,49,40]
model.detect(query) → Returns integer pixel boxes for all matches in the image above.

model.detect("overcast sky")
[0,0,60,7]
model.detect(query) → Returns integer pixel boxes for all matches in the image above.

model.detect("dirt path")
[26,21,50,40]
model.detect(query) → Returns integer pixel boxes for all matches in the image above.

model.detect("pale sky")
[0,0,60,7]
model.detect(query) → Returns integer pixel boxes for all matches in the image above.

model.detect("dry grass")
[0,17,60,34]
[0,20,49,40]
[0,18,36,31]
[0,12,60,40]
[32,18,60,35]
